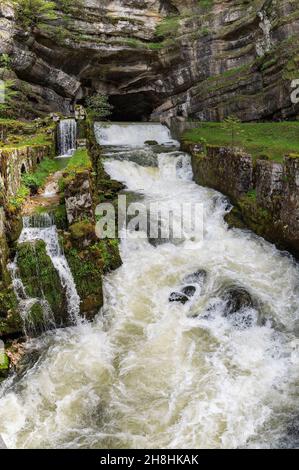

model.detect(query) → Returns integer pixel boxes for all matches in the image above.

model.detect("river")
[0,123,298,449]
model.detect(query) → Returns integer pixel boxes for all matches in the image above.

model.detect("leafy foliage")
[85,94,113,121]
[221,116,244,148]
[0,81,18,139]
[0,54,11,70]
[12,0,57,29]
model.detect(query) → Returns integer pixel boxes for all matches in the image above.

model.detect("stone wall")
[184,142,299,258]
[0,145,51,196]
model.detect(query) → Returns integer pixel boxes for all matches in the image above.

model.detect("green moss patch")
[17,240,66,321]
[183,122,299,162]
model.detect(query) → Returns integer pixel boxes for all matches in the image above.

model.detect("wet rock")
[169,285,196,304]
[144,140,158,146]
[17,240,68,327]
[0,351,10,380]
[182,285,196,297]
[169,292,189,305]
[221,286,254,316]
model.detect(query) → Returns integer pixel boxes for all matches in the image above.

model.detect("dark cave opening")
[109,93,159,122]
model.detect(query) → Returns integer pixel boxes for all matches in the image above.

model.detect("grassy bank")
[183,122,299,162]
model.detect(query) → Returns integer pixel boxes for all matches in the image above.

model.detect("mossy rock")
[69,220,96,241]
[144,140,158,146]
[225,207,248,230]
[0,352,10,379]
[17,240,68,325]
[25,302,47,336]
[63,237,121,319]
[64,245,104,318]
[0,282,21,338]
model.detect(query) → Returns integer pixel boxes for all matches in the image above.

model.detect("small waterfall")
[2,124,299,449]
[20,214,81,323]
[94,122,179,147]
[57,119,77,157]
[9,213,81,334]
[7,260,56,336]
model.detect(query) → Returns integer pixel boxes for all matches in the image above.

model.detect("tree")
[221,115,244,148]
[0,80,18,140]
[85,94,113,121]
[12,0,57,30]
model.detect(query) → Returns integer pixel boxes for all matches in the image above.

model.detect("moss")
[69,220,95,242]
[63,237,121,318]
[17,240,66,321]
[26,302,45,333]
[64,245,103,318]
[0,351,10,379]
[0,284,21,338]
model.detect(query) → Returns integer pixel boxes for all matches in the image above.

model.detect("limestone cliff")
[185,142,299,257]
[1,0,299,121]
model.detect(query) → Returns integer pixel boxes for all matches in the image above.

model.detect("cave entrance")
[109,92,159,122]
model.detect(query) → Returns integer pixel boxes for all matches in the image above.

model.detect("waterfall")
[94,122,179,147]
[1,124,299,449]
[57,119,77,157]
[9,213,81,333]
[7,260,56,336]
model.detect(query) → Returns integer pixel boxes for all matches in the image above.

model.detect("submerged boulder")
[221,286,254,316]
[144,140,158,146]
[169,292,189,305]
[169,285,197,304]
[169,269,208,305]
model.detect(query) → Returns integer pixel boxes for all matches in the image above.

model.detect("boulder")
[169,292,189,305]
[169,285,197,304]
[221,286,254,316]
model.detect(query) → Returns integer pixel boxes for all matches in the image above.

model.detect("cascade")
[0,124,299,450]
[9,213,81,333]
[94,122,178,147]
[57,119,77,157]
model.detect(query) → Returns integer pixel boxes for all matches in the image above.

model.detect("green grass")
[1,133,51,150]
[65,148,91,171]
[183,122,299,162]
[156,16,180,39]
[22,158,61,192]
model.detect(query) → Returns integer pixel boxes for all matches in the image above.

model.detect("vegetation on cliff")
[183,122,299,162]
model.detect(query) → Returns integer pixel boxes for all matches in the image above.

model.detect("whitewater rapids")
[0,123,299,449]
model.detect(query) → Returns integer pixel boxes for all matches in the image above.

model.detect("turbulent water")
[1,124,299,449]
[57,119,77,157]
[8,213,81,335]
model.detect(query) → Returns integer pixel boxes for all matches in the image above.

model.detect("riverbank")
[0,116,123,377]
[181,127,299,259]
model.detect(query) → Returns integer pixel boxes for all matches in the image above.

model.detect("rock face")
[1,0,299,120]
[64,170,94,225]
[17,239,69,331]
[186,142,299,258]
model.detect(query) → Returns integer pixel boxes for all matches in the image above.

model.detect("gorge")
[0,0,299,452]
[1,122,299,449]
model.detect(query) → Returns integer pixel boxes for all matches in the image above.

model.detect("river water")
[0,123,299,449]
